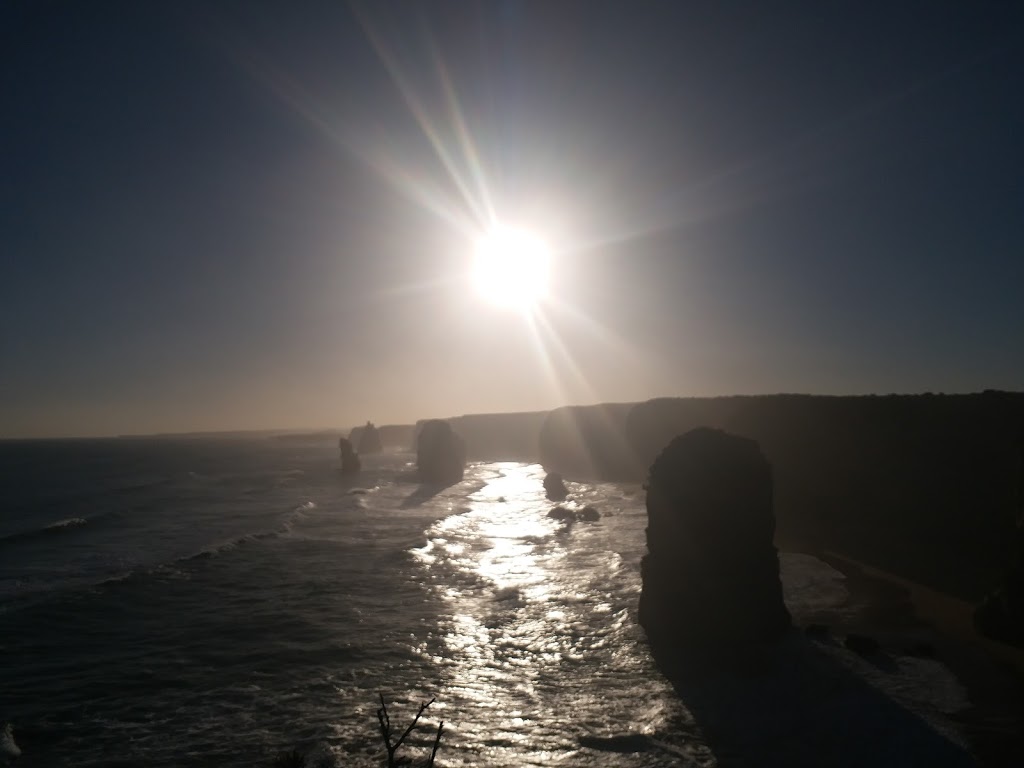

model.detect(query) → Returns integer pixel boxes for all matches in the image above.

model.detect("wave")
[1,499,322,615]
[182,501,316,562]
[0,515,96,547]
[1,723,21,761]
[46,516,88,530]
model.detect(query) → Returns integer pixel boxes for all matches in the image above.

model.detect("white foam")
[45,517,88,531]
[1,723,21,760]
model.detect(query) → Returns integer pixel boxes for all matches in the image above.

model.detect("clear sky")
[2,1,1022,438]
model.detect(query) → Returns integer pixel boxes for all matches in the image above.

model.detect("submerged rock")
[639,427,791,650]
[804,623,831,640]
[338,437,361,475]
[903,641,936,659]
[548,506,575,521]
[578,505,600,521]
[543,472,569,501]
[844,633,881,656]
[416,420,466,484]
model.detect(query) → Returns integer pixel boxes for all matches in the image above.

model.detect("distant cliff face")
[537,403,641,480]
[348,423,414,451]
[450,411,548,461]
[353,422,383,454]
[535,392,1024,601]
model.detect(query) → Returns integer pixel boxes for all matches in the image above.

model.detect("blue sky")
[2,1,1022,437]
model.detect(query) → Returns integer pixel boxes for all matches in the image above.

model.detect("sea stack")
[638,427,791,650]
[543,472,568,501]
[416,419,466,484]
[338,437,361,475]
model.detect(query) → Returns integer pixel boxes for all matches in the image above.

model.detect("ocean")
[0,438,967,767]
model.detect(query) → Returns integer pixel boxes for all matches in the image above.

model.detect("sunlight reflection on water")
[409,463,696,766]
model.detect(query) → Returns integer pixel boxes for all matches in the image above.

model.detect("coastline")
[798,548,1024,766]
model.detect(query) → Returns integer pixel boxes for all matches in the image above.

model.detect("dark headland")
[413,392,1023,606]
[412,391,1024,761]
[269,392,1023,762]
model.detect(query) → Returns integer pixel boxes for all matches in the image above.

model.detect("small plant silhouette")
[268,694,444,767]
[376,693,444,768]
[271,748,307,767]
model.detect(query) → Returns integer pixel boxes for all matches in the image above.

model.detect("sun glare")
[473,225,550,310]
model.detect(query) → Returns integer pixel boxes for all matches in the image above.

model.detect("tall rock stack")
[639,427,791,650]
[416,420,466,484]
[338,437,361,475]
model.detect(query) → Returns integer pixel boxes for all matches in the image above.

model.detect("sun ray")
[425,32,497,226]
[523,310,572,409]
[527,309,601,406]
[354,11,490,229]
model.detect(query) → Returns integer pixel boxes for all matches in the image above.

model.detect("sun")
[472,225,551,310]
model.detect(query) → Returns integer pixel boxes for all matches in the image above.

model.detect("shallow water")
[2,438,961,766]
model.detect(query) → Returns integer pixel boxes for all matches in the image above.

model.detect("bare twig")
[376,693,438,768]
[427,720,445,767]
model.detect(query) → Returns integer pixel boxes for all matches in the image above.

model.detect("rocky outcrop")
[974,432,1024,646]
[416,420,466,485]
[543,472,568,501]
[352,421,383,454]
[639,427,791,650]
[627,392,1024,602]
[547,504,600,523]
[338,437,361,475]
[548,506,575,522]
[975,561,1024,647]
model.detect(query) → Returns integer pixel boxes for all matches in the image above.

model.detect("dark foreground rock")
[338,438,361,475]
[639,427,791,650]
[416,420,466,484]
[974,434,1024,647]
[651,633,973,768]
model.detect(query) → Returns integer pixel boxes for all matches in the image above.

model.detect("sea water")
[0,437,956,767]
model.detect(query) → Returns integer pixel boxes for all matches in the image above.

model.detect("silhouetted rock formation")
[547,504,600,523]
[548,506,575,521]
[446,411,548,461]
[627,392,1024,601]
[974,431,1024,646]
[338,437,361,475]
[975,569,1024,646]
[416,420,466,485]
[543,472,568,501]
[348,423,414,451]
[639,428,791,651]
[352,421,383,454]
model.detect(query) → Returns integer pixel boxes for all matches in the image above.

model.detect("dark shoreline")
[794,547,1024,767]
